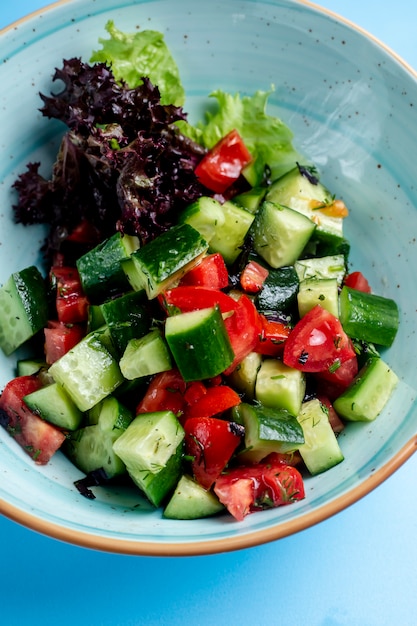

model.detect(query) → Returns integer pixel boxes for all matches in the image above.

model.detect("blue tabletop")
[1,2,417,625]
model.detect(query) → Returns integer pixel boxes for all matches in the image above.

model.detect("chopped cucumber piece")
[125,224,208,298]
[24,382,83,430]
[227,351,262,400]
[65,396,133,478]
[297,278,339,318]
[255,358,306,417]
[113,411,185,507]
[164,474,224,519]
[179,196,226,243]
[76,232,139,303]
[119,330,172,380]
[101,290,150,355]
[266,166,344,238]
[165,305,234,381]
[16,358,47,377]
[333,356,398,422]
[256,265,299,314]
[233,402,304,463]
[297,398,344,475]
[252,201,316,268]
[0,266,48,355]
[49,331,124,412]
[208,200,255,264]
[339,286,399,347]
[233,186,267,214]
[294,254,346,286]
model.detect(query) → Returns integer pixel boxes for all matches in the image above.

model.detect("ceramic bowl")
[1,0,416,556]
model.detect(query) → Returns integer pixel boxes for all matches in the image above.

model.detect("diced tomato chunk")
[65,219,101,245]
[343,271,372,293]
[194,129,252,194]
[223,294,262,374]
[136,369,187,416]
[0,376,66,465]
[316,394,345,434]
[240,261,269,294]
[51,266,89,324]
[184,384,241,421]
[214,458,305,521]
[283,305,356,373]
[44,321,86,364]
[255,314,291,356]
[184,416,243,489]
[180,253,229,290]
[160,286,236,315]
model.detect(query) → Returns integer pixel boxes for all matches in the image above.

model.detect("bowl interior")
[1,0,417,555]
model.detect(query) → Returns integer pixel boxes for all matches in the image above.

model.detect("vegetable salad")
[0,22,399,522]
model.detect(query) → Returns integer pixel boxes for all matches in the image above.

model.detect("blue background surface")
[1,2,417,625]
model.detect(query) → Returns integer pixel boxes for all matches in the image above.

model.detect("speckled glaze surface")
[1,0,417,556]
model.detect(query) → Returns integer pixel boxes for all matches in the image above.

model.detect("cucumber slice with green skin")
[16,358,47,377]
[24,382,83,431]
[233,402,305,464]
[87,304,106,333]
[101,290,150,355]
[296,398,344,475]
[179,196,226,243]
[65,397,133,478]
[125,223,209,299]
[233,186,267,214]
[165,305,234,382]
[333,356,398,422]
[252,201,316,268]
[339,286,399,347]
[49,331,124,412]
[297,278,339,318]
[112,410,185,507]
[227,351,262,400]
[0,266,48,356]
[255,358,306,417]
[76,232,139,303]
[294,254,346,286]
[266,166,344,238]
[208,200,255,265]
[256,265,299,314]
[163,474,224,520]
[119,330,172,380]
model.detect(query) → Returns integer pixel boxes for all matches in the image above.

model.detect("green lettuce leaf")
[178,88,301,186]
[90,20,185,106]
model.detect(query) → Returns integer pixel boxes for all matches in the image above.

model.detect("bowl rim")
[1,437,416,555]
[1,0,417,556]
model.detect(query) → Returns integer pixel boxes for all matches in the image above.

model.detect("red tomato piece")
[255,314,291,357]
[183,381,207,406]
[283,305,356,373]
[184,385,241,421]
[51,266,89,324]
[44,321,86,364]
[316,353,358,387]
[0,376,66,465]
[240,261,269,294]
[179,253,229,290]
[184,416,243,489]
[316,394,345,434]
[223,294,262,374]
[343,271,371,293]
[136,369,187,415]
[65,219,101,245]
[194,129,252,194]
[214,459,305,521]
[161,286,236,315]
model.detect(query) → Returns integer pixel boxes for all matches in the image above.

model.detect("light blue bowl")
[1,0,416,555]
